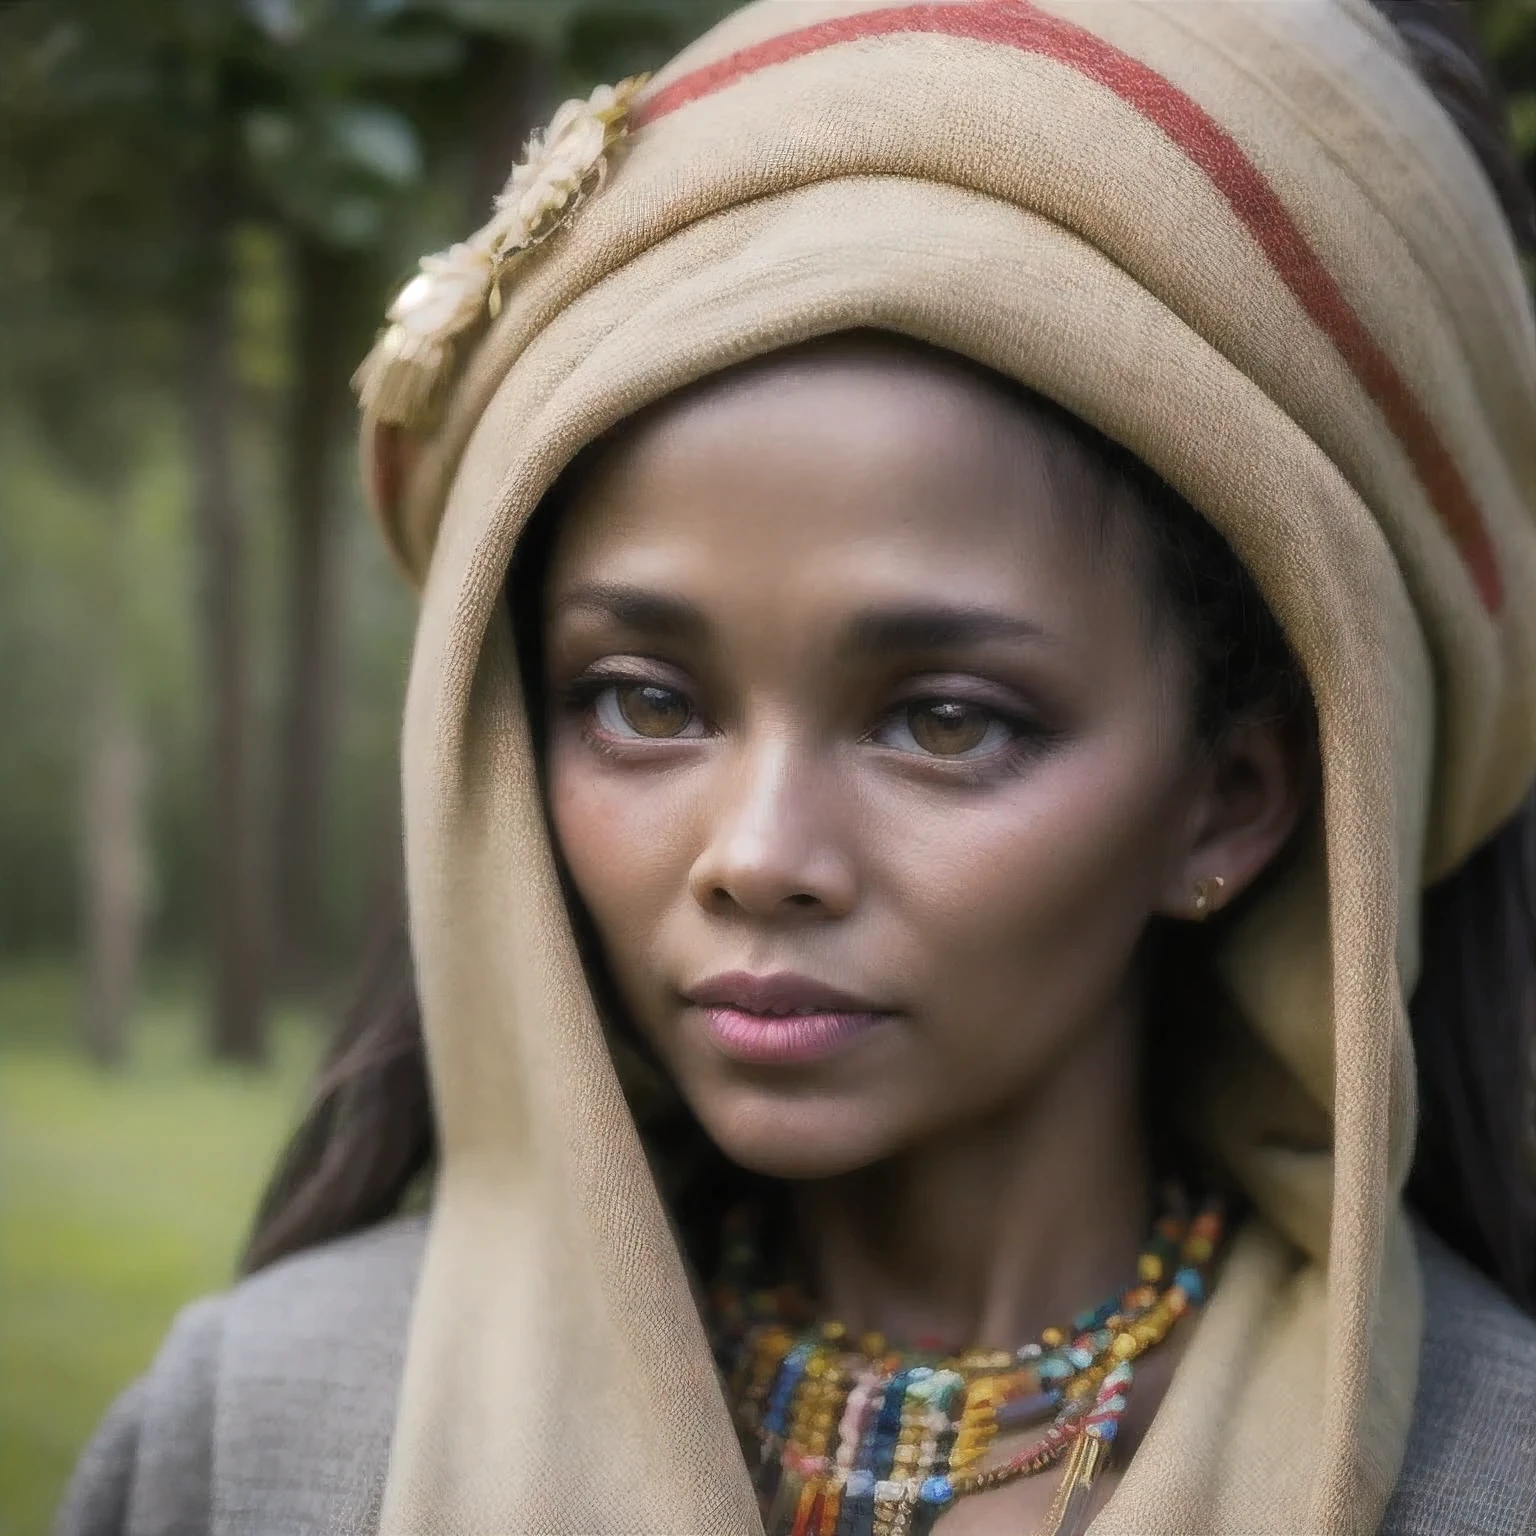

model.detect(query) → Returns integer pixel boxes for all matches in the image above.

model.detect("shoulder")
[55,1215,427,1536]
[1380,1222,1536,1536]
[213,1209,426,1394]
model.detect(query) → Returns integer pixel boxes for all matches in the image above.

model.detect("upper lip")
[683,971,888,1015]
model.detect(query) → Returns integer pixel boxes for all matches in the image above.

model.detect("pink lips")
[684,971,894,1066]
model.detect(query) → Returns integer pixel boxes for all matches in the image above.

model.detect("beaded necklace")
[708,1193,1223,1536]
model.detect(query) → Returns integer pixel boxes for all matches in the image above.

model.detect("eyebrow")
[551,583,1050,655]
[839,604,1051,657]
[551,582,710,641]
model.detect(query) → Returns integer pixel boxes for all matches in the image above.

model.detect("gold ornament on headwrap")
[352,74,649,430]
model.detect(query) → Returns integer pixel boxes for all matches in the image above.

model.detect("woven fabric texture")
[353,3,1536,1532]
[50,1217,1536,1536]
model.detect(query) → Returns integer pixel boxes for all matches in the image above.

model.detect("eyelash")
[558,667,1058,782]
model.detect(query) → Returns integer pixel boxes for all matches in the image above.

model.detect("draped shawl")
[357,4,1536,1531]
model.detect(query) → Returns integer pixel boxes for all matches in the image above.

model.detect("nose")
[687,732,857,921]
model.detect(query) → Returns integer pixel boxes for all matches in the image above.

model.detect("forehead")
[546,340,1131,620]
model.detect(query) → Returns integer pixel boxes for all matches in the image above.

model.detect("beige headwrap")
[357,3,1536,1532]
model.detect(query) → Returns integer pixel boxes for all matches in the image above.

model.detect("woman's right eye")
[592,682,704,740]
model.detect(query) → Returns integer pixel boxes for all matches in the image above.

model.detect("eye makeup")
[555,657,1065,788]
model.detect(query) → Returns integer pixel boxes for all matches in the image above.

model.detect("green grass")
[0,963,322,1536]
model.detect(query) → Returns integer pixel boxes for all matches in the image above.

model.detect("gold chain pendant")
[1033,1432,1110,1536]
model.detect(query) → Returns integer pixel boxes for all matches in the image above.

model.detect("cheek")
[873,734,1191,1032]
[546,730,692,967]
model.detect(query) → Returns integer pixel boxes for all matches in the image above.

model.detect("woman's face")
[543,342,1281,1178]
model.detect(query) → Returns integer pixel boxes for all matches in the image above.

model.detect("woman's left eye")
[873,700,1016,759]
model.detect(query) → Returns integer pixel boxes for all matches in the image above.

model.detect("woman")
[59,2,1536,1534]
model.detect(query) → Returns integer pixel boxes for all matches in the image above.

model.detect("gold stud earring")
[1192,875,1226,919]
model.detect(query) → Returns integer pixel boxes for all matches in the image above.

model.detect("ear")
[1154,714,1316,920]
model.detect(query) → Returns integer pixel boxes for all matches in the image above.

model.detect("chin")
[691,1082,903,1181]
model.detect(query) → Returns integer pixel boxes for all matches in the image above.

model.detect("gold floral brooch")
[353,74,649,430]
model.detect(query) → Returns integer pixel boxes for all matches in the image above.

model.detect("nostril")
[787,893,819,908]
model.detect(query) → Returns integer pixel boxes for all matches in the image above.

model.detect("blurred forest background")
[0,1,1532,1531]
[0,2,737,1528]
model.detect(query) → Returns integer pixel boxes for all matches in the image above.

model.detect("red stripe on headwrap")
[635,0,1504,612]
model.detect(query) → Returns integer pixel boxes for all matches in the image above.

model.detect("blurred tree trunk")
[188,187,267,1064]
[267,39,547,1000]
[272,236,360,993]
[467,38,546,217]
[80,556,148,1067]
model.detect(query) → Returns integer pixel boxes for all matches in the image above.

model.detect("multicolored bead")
[711,1192,1225,1536]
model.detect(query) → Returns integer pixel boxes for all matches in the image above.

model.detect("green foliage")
[0,0,731,975]
[560,2,734,84]
[410,0,733,58]
[0,963,322,1534]
[1477,0,1536,161]
[1472,0,1536,286]
[0,418,194,950]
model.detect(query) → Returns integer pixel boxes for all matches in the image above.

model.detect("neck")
[792,1004,1151,1352]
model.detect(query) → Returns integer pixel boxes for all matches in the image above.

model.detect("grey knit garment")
[55,1216,1536,1536]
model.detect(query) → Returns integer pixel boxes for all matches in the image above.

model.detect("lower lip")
[698,1006,891,1065]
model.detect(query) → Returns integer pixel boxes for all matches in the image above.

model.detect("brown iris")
[906,700,992,756]
[616,683,693,738]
